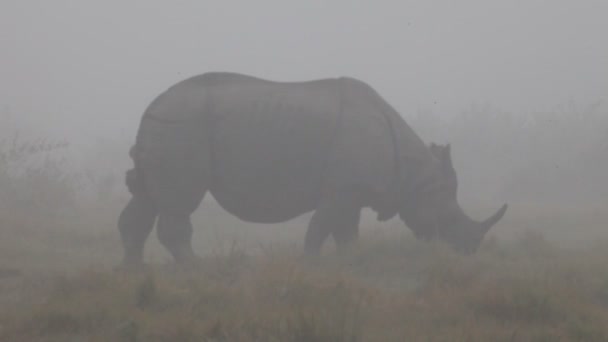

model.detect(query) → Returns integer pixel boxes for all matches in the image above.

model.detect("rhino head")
[399,143,507,254]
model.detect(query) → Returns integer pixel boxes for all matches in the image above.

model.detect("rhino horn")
[479,204,508,234]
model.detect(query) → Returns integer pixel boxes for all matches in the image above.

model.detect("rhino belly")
[209,148,323,223]
[210,185,318,224]
[208,110,335,223]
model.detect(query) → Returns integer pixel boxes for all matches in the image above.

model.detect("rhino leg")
[156,212,201,265]
[141,140,210,265]
[149,171,208,265]
[151,177,207,265]
[118,195,157,268]
[304,193,362,256]
[332,210,361,252]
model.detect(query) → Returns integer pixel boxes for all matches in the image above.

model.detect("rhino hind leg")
[156,212,201,265]
[150,178,208,265]
[304,192,362,256]
[146,165,209,265]
[137,136,211,265]
[118,194,157,268]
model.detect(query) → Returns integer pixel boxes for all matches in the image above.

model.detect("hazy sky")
[2,0,607,144]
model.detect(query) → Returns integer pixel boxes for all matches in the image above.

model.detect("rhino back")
[133,73,423,223]
[207,79,342,222]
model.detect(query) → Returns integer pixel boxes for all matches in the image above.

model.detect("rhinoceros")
[118,72,507,267]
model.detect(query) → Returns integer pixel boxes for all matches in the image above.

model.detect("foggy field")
[1,99,607,342]
[1,198,608,341]
[2,1,608,340]
[1,97,608,341]
[1,106,608,340]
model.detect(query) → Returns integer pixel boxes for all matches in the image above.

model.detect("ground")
[1,199,607,341]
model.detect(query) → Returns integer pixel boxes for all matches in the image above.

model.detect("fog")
[2,2,608,339]
[3,1,606,138]
[2,2,606,190]
[1,0,606,220]
[1,0,607,204]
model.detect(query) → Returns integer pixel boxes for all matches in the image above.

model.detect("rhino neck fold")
[371,93,438,217]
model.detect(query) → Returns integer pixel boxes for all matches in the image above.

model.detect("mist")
[2,0,606,203]
[3,1,606,137]
[1,1,608,340]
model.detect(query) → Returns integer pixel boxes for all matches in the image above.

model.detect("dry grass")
[1,202,608,341]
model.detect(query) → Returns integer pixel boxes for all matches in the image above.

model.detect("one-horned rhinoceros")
[118,72,507,267]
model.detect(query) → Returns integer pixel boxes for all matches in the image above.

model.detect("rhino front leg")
[304,193,362,256]
[118,195,157,268]
[332,209,361,252]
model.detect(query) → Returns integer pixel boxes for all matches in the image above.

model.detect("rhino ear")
[429,143,442,158]
[429,143,454,173]
[430,143,452,169]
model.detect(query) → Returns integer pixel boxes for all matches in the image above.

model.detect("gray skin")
[118,72,507,267]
